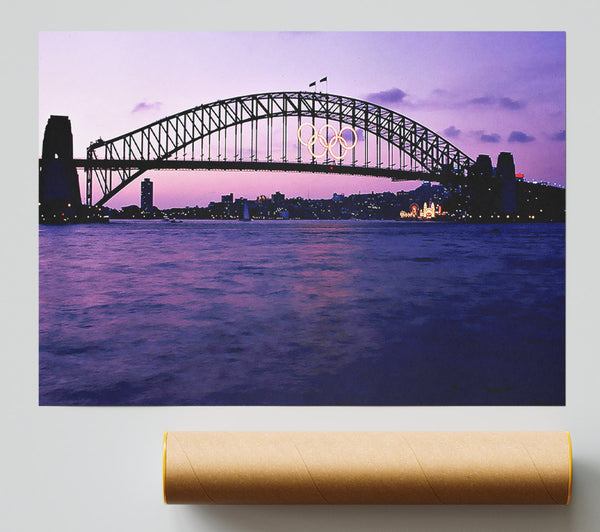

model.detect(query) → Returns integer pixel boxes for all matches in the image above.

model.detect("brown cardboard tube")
[163,431,572,505]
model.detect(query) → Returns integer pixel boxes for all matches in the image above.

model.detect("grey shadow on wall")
[172,457,600,532]
[183,503,574,532]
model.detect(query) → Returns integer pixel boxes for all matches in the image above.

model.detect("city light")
[399,201,444,219]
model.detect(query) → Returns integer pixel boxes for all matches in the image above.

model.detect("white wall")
[3,2,599,530]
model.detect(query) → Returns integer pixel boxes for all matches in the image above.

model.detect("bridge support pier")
[496,152,517,215]
[39,116,106,224]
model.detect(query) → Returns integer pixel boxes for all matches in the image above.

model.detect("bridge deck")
[68,159,433,182]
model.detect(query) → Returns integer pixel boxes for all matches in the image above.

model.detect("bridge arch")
[84,91,475,206]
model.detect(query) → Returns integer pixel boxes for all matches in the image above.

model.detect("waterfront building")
[271,191,285,205]
[141,178,153,213]
[421,201,437,219]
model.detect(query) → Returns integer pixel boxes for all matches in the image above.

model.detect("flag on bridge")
[309,81,316,87]
[320,76,327,83]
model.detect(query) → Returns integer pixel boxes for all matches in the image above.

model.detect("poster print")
[39,32,565,405]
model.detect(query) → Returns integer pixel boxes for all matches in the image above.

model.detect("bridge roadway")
[68,158,434,182]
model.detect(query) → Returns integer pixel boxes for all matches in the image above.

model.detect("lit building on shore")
[400,201,444,219]
[421,201,436,219]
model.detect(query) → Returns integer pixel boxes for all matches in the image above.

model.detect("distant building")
[271,191,285,205]
[400,201,444,219]
[221,193,234,204]
[141,178,153,213]
[421,201,437,219]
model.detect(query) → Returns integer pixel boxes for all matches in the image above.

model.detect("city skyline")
[39,32,566,209]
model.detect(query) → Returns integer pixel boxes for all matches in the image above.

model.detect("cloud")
[499,97,522,110]
[468,96,496,106]
[464,96,523,110]
[366,90,523,114]
[442,126,461,139]
[480,132,501,143]
[365,87,408,105]
[132,101,162,113]
[551,129,566,141]
[508,130,535,143]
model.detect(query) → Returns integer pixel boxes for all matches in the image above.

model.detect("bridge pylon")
[39,116,107,224]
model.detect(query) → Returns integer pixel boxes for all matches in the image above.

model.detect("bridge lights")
[297,123,358,160]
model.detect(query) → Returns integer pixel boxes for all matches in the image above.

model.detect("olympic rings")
[297,123,358,160]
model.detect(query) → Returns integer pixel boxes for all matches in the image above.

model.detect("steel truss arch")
[85,91,475,206]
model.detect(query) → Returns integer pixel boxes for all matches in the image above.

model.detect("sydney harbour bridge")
[39,90,564,222]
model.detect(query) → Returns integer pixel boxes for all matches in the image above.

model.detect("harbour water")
[39,220,565,405]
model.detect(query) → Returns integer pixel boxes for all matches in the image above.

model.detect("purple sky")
[39,32,565,209]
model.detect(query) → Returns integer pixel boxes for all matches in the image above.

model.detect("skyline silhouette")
[39,32,565,209]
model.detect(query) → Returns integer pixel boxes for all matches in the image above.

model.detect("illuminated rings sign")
[297,123,358,160]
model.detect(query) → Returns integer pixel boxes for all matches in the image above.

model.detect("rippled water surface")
[39,220,565,405]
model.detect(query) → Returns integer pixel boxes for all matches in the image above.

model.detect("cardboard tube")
[163,431,572,505]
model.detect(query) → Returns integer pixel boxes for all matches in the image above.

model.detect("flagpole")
[318,76,328,94]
